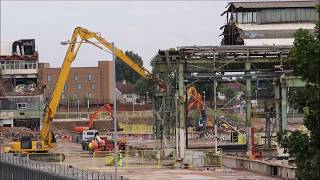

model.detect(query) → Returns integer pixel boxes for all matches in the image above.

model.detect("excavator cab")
[20,136,32,149]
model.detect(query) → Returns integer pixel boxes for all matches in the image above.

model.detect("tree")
[115,50,143,83]
[115,50,155,97]
[277,4,320,179]
[223,88,236,101]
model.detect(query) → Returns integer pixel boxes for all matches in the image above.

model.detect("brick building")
[38,61,113,106]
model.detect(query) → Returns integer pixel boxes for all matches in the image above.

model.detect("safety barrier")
[54,111,153,119]
[89,149,175,169]
[0,152,129,180]
[56,148,223,169]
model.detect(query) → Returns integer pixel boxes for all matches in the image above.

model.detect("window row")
[233,8,317,24]
[47,74,93,81]
[48,83,95,91]
[0,60,37,70]
[60,92,93,100]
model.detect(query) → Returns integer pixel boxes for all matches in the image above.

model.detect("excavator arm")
[186,86,207,130]
[40,27,163,146]
[74,104,113,133]
[87,104,113,129]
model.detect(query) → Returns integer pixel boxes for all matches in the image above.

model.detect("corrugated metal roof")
[229,1,318,9]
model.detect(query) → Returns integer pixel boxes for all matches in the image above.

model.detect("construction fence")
[54,110,153,120]
[53,148,223,169]
[0,152,129,180]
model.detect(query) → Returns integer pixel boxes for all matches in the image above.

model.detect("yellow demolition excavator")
[6,27,164,160]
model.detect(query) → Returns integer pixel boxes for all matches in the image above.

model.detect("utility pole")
[112,42,118,179]
[146,91,149,104]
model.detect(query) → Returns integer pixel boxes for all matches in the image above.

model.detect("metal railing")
[0,153,129,180]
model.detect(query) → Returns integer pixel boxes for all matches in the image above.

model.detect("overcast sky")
[1,1,228,70]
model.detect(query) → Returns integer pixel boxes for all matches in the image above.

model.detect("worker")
[118,151,123,167]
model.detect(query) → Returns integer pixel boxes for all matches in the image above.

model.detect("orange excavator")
[187,86,213,131]
[74,104,113,134]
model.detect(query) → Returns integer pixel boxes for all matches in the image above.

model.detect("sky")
[1,1,227,70]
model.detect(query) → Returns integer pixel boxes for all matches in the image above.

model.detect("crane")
[7,27,163,157]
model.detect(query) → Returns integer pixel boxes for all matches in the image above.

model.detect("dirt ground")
[54,140,281,180]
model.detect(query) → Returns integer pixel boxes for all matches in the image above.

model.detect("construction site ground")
[53,139,281,180]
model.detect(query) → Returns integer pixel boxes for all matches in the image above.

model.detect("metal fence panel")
[0,153,129,180]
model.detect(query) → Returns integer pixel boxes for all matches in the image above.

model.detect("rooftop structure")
[221,0,318,45]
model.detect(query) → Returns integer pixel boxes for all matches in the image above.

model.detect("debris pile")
[0,126,36,147]
[11,83,41,95]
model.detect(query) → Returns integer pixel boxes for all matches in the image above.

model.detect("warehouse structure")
[221,1,318,45]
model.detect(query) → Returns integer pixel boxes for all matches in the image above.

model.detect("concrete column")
[178,64,185,159]
[213,51,218,153]
[274,85,281,131]
[213,79,218,153]
[245,61,252,156]
[281,84,288,131]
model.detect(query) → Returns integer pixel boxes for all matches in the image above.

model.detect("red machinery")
[74,104,113,134]
[187,86,207,131]
[89,135,126,152]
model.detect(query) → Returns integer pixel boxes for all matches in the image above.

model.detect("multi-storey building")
[221,0,318,45]
[0,39,43,129]
[38,61,113,107]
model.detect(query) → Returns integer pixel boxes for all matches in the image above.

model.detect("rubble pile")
[0,126,36,146]
[4,83,42,96]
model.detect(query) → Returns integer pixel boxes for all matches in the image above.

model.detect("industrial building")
[0,39,44,129]
[221,1,318,45]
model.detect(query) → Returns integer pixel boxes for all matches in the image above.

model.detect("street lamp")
[146,91,149,105]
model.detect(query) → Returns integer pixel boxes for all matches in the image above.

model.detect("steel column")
[274,85,280,131]
[245,61,252,156]
[281,84,288,130]
[178,64,185,159]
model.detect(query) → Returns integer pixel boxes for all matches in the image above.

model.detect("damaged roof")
[227,1,317,11]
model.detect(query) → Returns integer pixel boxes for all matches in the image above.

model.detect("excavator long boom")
[40,27,163,146]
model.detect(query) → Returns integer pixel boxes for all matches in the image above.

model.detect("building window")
[47,75,51,81]
[88,74,92,81]
[237,11,256,23]
[77,84,82,90]
[74,93,79,100]
[91,83,95,90]
[64,84,68,91]
[61,93,65,100]
[50,84,55,90]
[74,75,78,81]
[87,92,93,98]
[16,103,27,109]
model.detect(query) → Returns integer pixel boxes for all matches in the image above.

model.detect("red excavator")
[74,104,113,134]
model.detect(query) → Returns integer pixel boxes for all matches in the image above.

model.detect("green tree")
[223,88,237,101]
[115,50,143,83]
[277,4,320,179]
[116,50,155,97]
